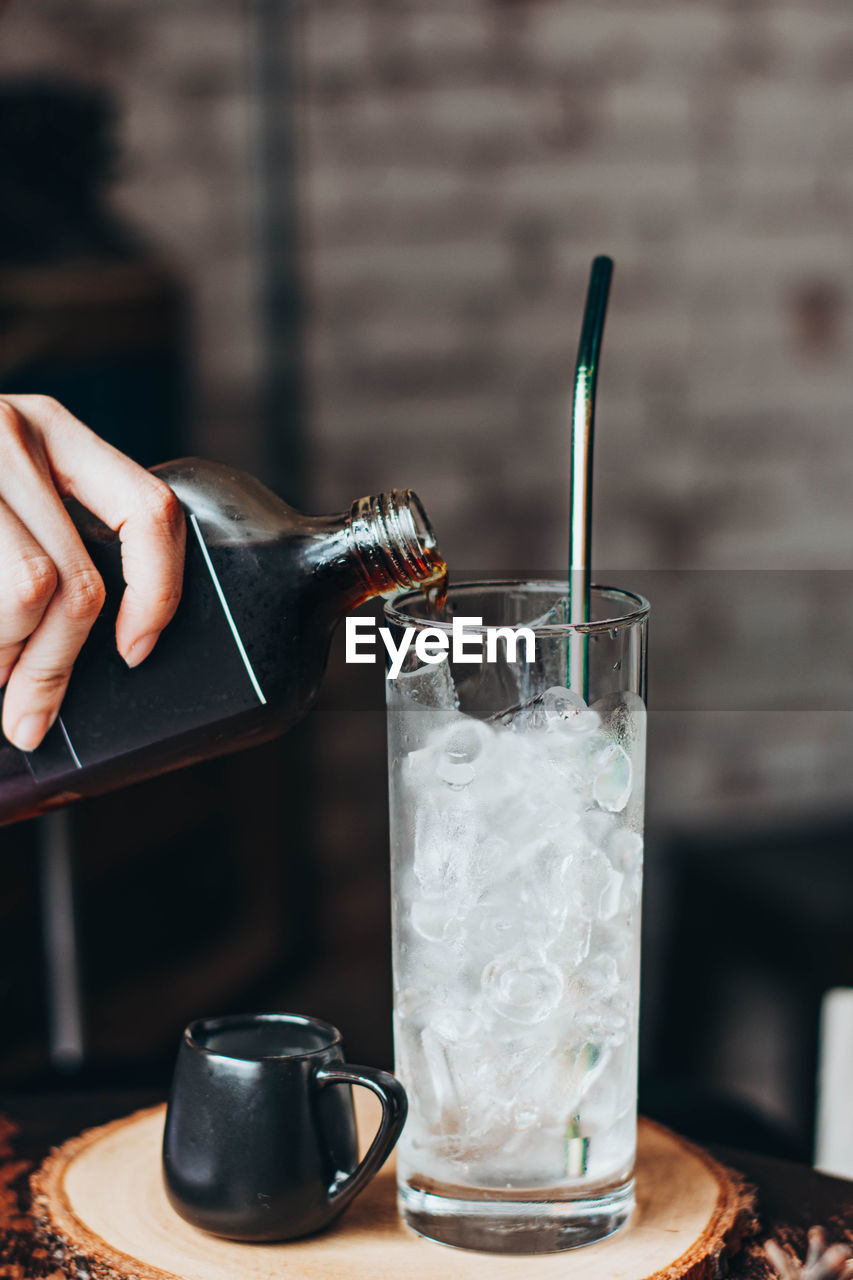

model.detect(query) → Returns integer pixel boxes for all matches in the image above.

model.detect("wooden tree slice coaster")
[31,1095,756,1280]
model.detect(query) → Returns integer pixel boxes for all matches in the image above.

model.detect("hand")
[0,395,185,752]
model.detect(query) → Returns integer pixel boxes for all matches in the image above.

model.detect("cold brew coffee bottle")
[0,458,446,825]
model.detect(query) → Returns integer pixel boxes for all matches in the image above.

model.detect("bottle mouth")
[350,490,445,594]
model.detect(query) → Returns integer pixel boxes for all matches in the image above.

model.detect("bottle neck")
[346,490,446,599]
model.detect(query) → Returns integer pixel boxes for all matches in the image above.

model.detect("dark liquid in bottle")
[0,530,322,821]
[0,483,449,825]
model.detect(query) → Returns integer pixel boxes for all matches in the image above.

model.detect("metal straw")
[569,255,613,697]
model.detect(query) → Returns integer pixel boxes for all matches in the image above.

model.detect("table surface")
[1,1091,851,1279]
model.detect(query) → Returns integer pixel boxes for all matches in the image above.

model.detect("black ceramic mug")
[162,1013,407,1242]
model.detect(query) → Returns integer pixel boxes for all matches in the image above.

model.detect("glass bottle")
[0,459,446,825]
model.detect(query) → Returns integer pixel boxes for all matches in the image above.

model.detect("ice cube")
[488,697,544,731]
[470,838,572,956]
[517,842,572,935]
[593,690,645,751]
[460,1036,582,1181]
[411,898,461,942]
[591,741,632,812]
[394,1022,443,1126]
[389,659,460,752]
[521,762,586,832]
[404,931,466,988]
[541,686,601,735]
[432,1005,484,1046]
[532,734,592,799]
[482,721,535,771]
[580,1036,636,1129]
[467,741,536,841]
[575,848,622,918]
[395,986,434,1022]
[554,913,592,966]
[481,952,564,1024]
[573,952,621,1005]
[593,920,637,974]
[434,719,493,788]
[581,808,617,848]
[514,1103,540,1130]
[419,1027,459,1121]
[568,1039,615,1102]
[471,889,522,954]
[394,657,459,709]
[607,829,643,910]
[598,870,624,920]
[593,692,646,826]
[581,995,631,1048]
[417,1030,495,1143]
[412,794,479,896]
[607,828,643,872]
[469,1034,554,1120]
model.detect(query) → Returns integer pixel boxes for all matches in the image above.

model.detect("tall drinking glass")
[384,582,649,1253]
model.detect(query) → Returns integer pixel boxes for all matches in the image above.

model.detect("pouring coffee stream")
[0,458,446,825]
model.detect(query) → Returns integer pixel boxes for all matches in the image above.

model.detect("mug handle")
[315,1063,407,1212]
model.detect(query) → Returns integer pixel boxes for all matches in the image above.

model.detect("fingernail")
[10,712,54,752]
[124,632,160,669]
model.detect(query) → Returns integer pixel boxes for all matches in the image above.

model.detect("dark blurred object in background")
[650,817,853,1162]
[0,79,185,463]
[0,76,320,1090]
[0,81,132,265]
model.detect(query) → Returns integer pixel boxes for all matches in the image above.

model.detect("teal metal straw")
[569,255,613,698]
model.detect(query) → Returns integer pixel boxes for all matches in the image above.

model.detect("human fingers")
[2,395,185,666]
[0,403,106,749]
[0,497,58,689]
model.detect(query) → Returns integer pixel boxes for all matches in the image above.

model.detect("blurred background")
[0,0,852,1167]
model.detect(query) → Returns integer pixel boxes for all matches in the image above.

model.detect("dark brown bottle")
[0,459,446,826]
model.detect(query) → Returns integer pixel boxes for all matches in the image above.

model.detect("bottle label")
[21,518,266,784]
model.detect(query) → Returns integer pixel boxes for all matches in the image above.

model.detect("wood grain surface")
[29,1095,757,1280]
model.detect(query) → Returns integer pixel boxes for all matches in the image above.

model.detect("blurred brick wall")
[0,0,261,469]
[298,0,853,830]
[300,2,853,571]
[1,0,853,835]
